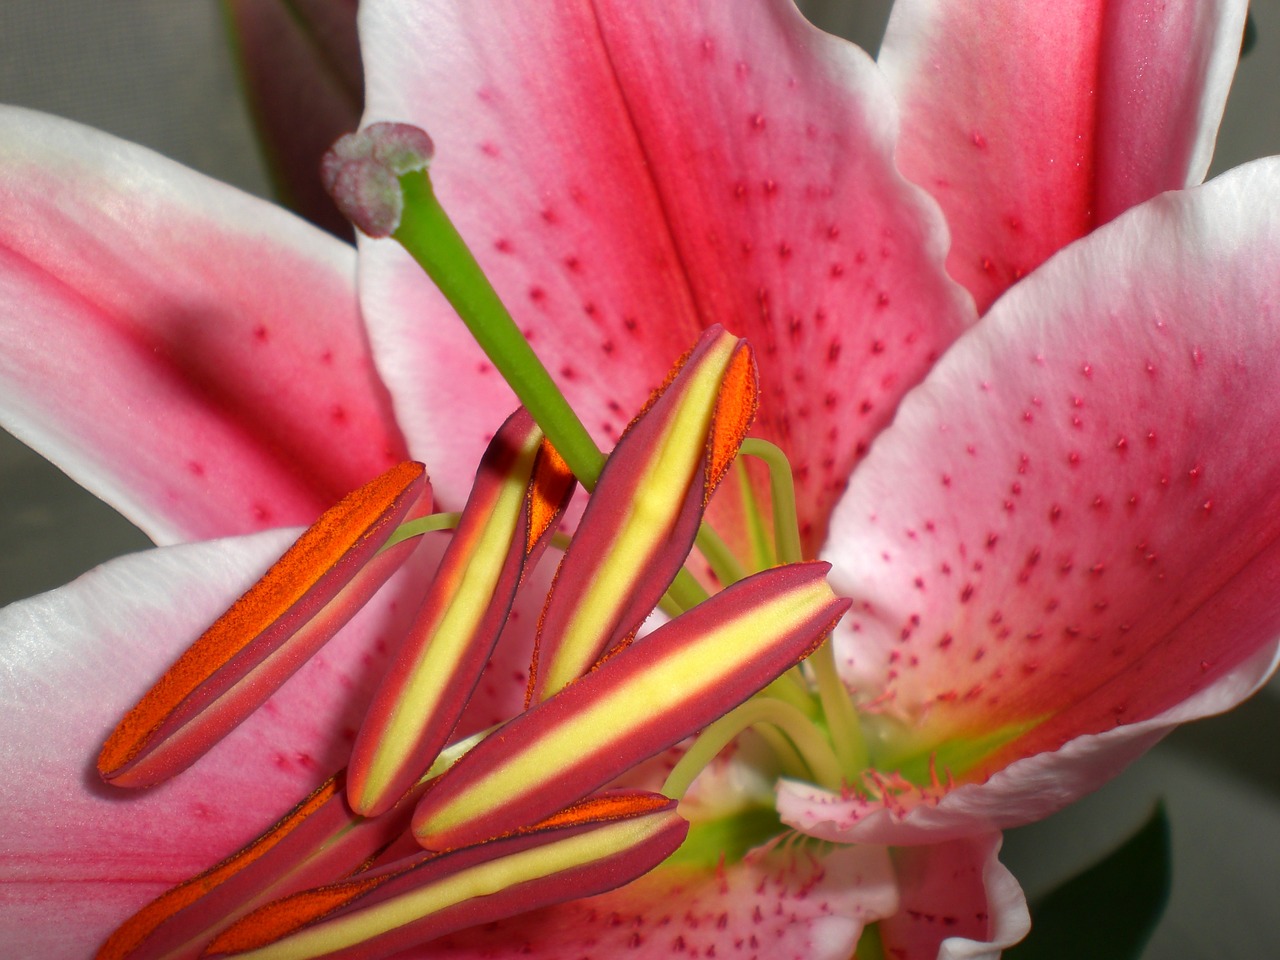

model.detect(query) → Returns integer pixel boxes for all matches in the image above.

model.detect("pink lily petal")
[0,107,406,544]
[880,0,1248,312]
[418,841,896,960]
[779,639,1279,845]
[356,0,973,542]
[878,834,1029,960]
[0,532,426,959]
[224,0,363,238]
[796,158,1280,839]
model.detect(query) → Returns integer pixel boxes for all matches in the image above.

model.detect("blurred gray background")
[1,2,1278,957]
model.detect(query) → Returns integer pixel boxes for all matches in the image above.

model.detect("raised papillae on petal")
[811,159,1280,836]
[204,792,686,960]
[528,325,758,701]
[348,411,574,817]
[98,461,430,788]
[414,561,848,852]
[880,0,1248,311]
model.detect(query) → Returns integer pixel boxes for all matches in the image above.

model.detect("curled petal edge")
[778,639,1280,845]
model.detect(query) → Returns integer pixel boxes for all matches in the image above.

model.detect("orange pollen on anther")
[532,791,673,831]
[527,441,574,554]
[706,343,760,502]
[97,461,426,777]
[205,875,385,956]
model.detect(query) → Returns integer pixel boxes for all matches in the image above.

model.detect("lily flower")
[0,1,1276,959]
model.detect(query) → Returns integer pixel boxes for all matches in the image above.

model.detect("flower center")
[92,123,885,959]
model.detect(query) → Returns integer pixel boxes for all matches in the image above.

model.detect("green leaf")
[1006,803,1171,960]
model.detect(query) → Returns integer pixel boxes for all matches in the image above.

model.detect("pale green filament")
[659,566,711,618]
[760,673,818,718]
[694,523,747,588]
[734,458,776,571]
[662,698,844,798]
[379,511,460,552]
[749,724,811,780]
[740,438,801,564]
[741,438,868,778]
[810,636,870,776]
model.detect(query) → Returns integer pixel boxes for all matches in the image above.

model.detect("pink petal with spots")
[356,0,972,540]
[800,158,1280,837]
[778,639,1278,845]
[224,0,363,238]
[879,834,1029,960]
[880,0,1247,311]
[419,841,896,960]
[0,107,406,544]
[0,531,432,959]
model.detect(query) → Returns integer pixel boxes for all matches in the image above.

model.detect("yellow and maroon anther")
[98,462,432,789]
[527,325,758,702]
[96,733,484,960]
[347,411,575,817]
[96,771,398,960]
[203,792,686,960]
[412,561,848,852]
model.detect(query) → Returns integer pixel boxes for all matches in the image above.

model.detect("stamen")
[97,734,486,960]
[412,562,848,852]
[760,672,820,716]
[377,511,460,552]
[348,412,574,817]
[98,462,431,788]
[693,522,748,588]
[204,792,686,960]
[734,457,777,571]
[95,129,872,951]
[811,634,871,776]
[528,327,758,701]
